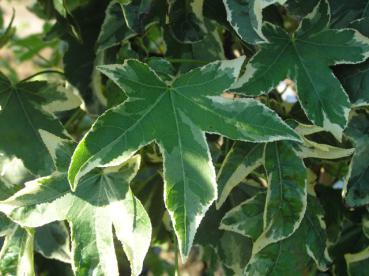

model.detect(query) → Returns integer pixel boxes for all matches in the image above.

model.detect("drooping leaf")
[297,137,355,159]
[223,0,287,44]
[216,142,264,208]
[0,156,151,276]
[0,226,34,276]
[232,0,369,139]
[168,0,206,43]
[68,58,300,259]
[96,1,135,52]
[0,73,81,176]
[35,222,71,263]
[252,141,306,253]
[344,113,369,207]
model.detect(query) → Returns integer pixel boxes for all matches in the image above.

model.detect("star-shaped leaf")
[223,0,287,44]
[0,156,151,276]
[68,57,300,259]
[232,0,369,139]
[0,72,81,175]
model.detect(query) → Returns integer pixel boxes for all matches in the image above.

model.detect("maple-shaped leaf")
[223,0,287,44]
[232,0,369,139]
[0,156,151,276]
[68,57,300,259]
[0,72,81,175]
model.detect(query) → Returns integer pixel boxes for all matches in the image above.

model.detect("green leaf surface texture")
[68,57,299,259]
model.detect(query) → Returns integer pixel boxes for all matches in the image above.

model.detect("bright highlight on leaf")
[232,0,369,140]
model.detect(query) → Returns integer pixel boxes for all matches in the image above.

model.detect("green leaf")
[216,142,264,208]
[68,58,300,259]
[168,0,206,43]
[223,0,287,44]
[218,231,252,275]
[252,141,306,253]
[297,137,355,159]
[0,156,151,276]
[96,1,135,52]
[344,113,369,207]
[0,8,15,49]
[232,0,369,139]
[0,73,81,176]
[0,226,35,276]
[336,17,369,107]
[35,222,71,263]
[220,192,265,240]
[244,196,330,274]
[165,19,225,72]
[345,247,369,276]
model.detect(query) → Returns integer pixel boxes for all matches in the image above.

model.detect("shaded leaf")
[223,0,287,44]
[232,0,369,139]
[344,113,369,207]
[168,0,206,43]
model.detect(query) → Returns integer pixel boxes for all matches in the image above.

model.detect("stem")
[19,70,64,83]
[166,58,208,64]
[174,236,181,276]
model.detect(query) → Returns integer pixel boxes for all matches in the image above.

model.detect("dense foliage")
[1,0,369,275]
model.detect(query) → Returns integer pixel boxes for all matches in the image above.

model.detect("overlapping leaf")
[221,194,330,274]
[223,0,287,44]
[216,123,354,209]
[0,155,151,276]
[168,0,206,43]
[0,72,81,175]
[68,57,300,259]
[232,0,369,139]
